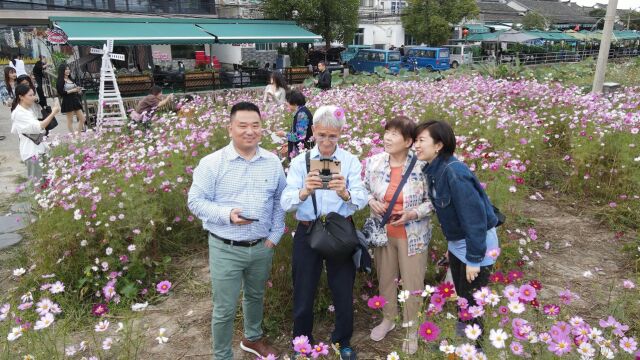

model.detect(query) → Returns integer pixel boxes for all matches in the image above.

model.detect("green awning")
[463,24,491,34]
[466,31,504,42]
[524,30,578,42]
[52,19,215,45]
[196,22,321,44]
[50,16,322,45]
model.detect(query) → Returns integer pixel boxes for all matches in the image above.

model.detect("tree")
[261,0,359,48]
[402,0,479,46]
[521,11,548,31]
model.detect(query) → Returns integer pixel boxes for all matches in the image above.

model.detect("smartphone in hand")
[238,214,259,222]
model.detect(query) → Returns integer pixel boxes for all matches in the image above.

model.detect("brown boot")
[240,337,279,359]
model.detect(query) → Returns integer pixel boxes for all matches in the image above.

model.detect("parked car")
[347,49,402,74]
[403,47,451,71]
[340,45,372,64]
[442,45,476,68]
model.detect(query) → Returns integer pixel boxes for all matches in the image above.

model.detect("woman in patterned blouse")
[363,116,433,354]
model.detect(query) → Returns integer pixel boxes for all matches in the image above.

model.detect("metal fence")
[468,48,640,67]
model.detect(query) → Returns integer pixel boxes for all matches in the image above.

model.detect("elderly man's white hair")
[313,105,345,129]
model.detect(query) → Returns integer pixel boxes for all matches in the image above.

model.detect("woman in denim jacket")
[364,116,432,354]
[414,120,500,334]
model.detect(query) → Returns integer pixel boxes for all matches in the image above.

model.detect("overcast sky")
[571,0,638,10]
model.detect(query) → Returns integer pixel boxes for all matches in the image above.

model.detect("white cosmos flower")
[156,328,169,344]
[397,290,410,303]
[7,326,23,341]
[465,324,482,341]
[49,281,65,294]
[95,320,110,332]
[34,313,55,330]
[13,268,26,277]
[489,328,509,349]
[102,337,113,350]
[131,302,148,311]
[386,351,400,360]
[508,301,525,314]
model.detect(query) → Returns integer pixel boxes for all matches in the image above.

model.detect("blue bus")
[403,47,451,71]
[347,49,402,74]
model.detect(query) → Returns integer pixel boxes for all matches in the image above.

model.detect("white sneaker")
[370,320,396,342]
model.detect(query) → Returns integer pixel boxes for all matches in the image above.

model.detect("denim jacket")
[423,155,498,264]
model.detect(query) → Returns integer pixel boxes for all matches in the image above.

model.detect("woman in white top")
[263,71,288,104]
[10,84,60,181]
[9,55,28,77]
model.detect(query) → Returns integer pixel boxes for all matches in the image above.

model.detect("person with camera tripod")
[281,105,367,360]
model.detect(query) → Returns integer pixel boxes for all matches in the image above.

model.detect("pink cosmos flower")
[156,280,172,295]
[548,337,572,356]
[558,289,574,305]
[622,280,636,289]
[518,284,537,302]
[543,304,560,316]
[418,321,440,342]
[367,295,387,310]
[311,342,329,358]
[292,335,312,355]
[510,341,524,356]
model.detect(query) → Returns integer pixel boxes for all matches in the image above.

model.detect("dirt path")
[520,196,630,322]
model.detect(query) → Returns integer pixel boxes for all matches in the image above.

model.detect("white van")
[442,45,475,68]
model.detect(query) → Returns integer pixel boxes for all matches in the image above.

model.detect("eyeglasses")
[314,135,340,143]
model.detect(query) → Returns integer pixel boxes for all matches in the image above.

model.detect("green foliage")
[521,11,548,31]
[261,0,360,48]
[278,45,307,66]
[402,0,479,46]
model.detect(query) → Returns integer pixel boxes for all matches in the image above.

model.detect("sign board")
[109,53,125,61]
[46,28,68,44]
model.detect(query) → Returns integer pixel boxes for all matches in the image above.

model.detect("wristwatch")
[341,190,351,202]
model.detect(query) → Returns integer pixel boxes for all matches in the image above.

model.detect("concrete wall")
[210,44,243,65]
[360,23,406,48]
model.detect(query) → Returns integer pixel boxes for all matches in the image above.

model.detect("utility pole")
[592,0,617,93]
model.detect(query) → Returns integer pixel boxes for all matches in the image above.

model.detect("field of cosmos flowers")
[1,60,639,359]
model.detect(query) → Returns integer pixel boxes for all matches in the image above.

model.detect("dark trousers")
[35,80,48,108]
[292,223,356,348]
[449,251,492,330]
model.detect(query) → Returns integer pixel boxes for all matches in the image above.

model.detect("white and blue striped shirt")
[188,142,287,244]
[281,146,368,220]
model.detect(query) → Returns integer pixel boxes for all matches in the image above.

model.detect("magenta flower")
[156,280,172,295]
[437,282,455,298]
[418,321,440,342]
[543,304,560,316]
[333,107,346,120]
[311,342,329,358]
[91,303,109,317]
[367,295,387,310]
[518,284,537,302]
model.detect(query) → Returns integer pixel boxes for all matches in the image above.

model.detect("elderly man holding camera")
[281,105,367,360]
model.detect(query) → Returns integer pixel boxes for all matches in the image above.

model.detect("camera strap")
[380,155,417,226]
[305,151,319,218]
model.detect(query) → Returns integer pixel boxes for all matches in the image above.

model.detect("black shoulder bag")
[305,151,359,260]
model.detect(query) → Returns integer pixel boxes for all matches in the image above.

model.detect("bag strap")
[380,155,418,226]
[305,151,319,219]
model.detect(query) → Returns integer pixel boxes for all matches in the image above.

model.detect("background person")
[32,56,49,107]
[263,71,288,104]
[276,89,313,159]
[314,61,332,90]
[56,64,85,134]
[9,54,27,77]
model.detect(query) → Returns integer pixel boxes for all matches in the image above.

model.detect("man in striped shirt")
[188,101,285,359]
